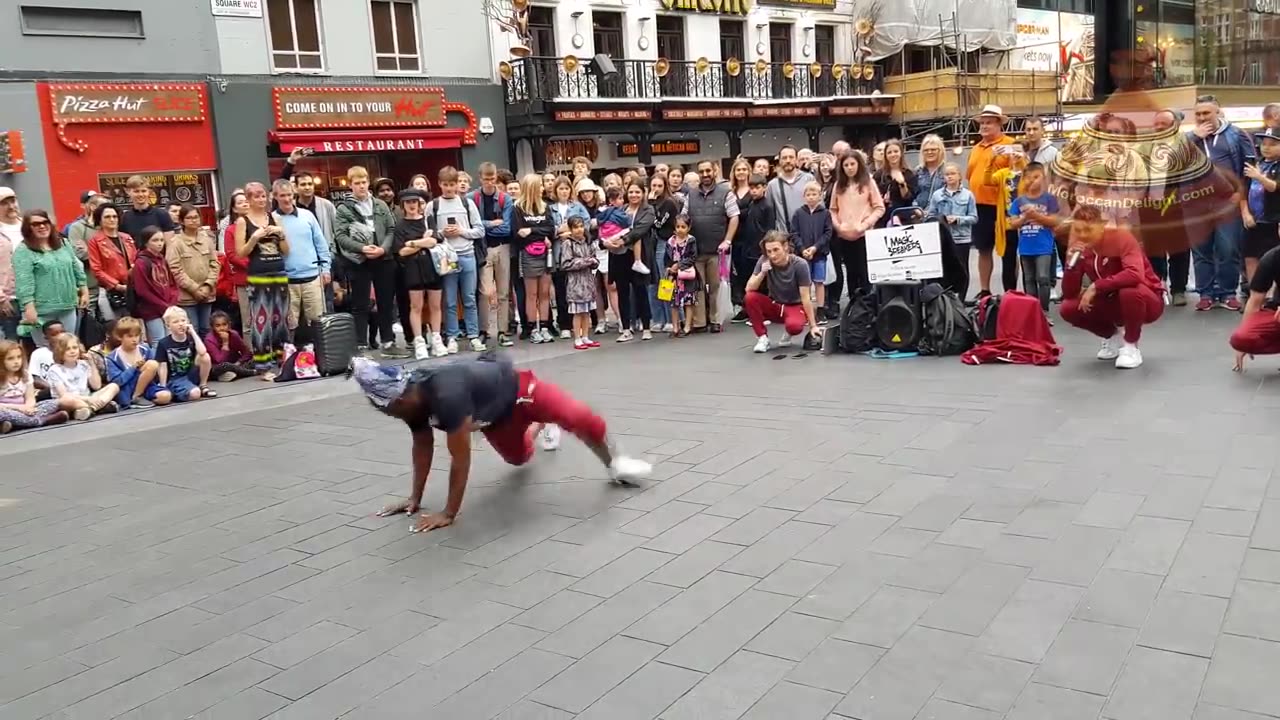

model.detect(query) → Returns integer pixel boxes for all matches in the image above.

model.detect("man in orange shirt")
[966,105,1022,300]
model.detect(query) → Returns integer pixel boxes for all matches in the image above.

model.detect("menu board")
[99,171,214,208]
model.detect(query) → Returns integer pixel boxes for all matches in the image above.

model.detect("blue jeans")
[649,239,670,324]
[0,301,17,341]
[182,303,214,337]
[31,309,79,347]
[442,252,480,339]
[144,318,167,344]
[1192,217,1242,301]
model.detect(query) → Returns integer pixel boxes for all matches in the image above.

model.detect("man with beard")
[686,159,739,333]
[768,146,817,235]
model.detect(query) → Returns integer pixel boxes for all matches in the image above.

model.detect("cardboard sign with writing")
[865,221,943,283]
[50,84,206,124]
[274,87,447,129]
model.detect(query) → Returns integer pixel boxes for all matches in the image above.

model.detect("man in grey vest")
[685,159,739,332]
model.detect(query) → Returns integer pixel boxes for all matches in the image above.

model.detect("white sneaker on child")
[632,260,651,274]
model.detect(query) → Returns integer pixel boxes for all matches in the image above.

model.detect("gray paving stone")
[112,658,279,720]
[936,518,1006,549]
[935,651,1036,713]
[1105,516,1192,575]
[643,513,735,555]
[1201,634,1280,717]
[754,559,837,597]
[914,698,1002,719]
[1030,524,1123,587]
[792,551,906,621]
[577,660,704,720]
[976,579,1084,663]
[1192,508,1257,538]
[795,511,897,566]
[899,494,973,532]
[388,600,518,666]
[836,625,973,720]
[494,701,576,720]
[658,589,796,672]
[889,542,983,594]
[512,589,604,633]
[530,635,665,713]
[833,584,938,648]
[1222,578,1280,643]
[719,520,830,578]
[1103,646,1208,720]
[1165,532,1250,598]
[645,539,743,588]
[571,547,676,598]
[793,499,863,526]
[660,650,794,720]
[741,680,841,719]
[1076,491,1146,529]
[1034,619,1138,695]
[251,620,359,669]
[786,638,883,693]
[1073,569,1163,629]
[746,611,841,661]
[187,688,289,720]
[536,581,679,659]
[1193,704,1277,720]
[1004,500,1083,540]
[624,570,756,646]
[870,526,939,557]
[430,648,575,718]
[620,501,706,539]
[1007,682,1106,720]
[1137,589,1227,659]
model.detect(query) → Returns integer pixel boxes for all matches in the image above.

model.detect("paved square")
[1,306,1278,719]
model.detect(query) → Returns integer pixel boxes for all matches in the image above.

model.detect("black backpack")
[918,283,976,356]
[837,289,879,353]
[972,294,1002,341]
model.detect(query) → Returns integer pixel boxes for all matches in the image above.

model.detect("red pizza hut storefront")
[268,86,478,202]
[38,83,219,227]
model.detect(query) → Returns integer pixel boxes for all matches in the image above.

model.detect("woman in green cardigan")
[13,209,88,347]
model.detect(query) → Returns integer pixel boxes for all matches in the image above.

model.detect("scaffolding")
[889,10,1064,150]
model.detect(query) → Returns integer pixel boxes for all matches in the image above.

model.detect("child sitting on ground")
[155,306,216,402]
[204,310,256,381]
[0,340,69,433]
[106,316,172,409]
[597,186,647,274]
[45,334,120,420]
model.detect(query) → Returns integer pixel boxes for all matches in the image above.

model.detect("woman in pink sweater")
[828,150,885,297]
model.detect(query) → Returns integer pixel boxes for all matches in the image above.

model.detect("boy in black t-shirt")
[120,175,177,241]
[155,307,216,401]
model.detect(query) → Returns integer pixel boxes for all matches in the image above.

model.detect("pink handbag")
[677,266,696,281]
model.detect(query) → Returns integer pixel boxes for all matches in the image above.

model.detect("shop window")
[770,22,792,63]
[814,24,835,65]
[593,11,624,59]
[528,6,555,56]
[19,6,143,38]
[719,19,744,61]
[1016,0,1053,8]
[267,0,325,72]
[656,16,686,60]
[370,0,420,72]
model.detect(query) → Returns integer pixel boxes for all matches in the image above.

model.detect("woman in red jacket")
[130,226,180,343]
[86,204,137,321]
[1060,205,1165,369]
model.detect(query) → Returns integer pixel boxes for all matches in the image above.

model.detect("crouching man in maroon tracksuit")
[1060,205,1165,369]
[1230,245,1280,371]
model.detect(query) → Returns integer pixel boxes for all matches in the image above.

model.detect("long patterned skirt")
[248,275,290,372]
[0,399,62,429]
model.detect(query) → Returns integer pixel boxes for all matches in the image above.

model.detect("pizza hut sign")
[47,83,207,154]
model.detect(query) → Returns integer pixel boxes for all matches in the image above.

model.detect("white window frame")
[1250,15,1263,40]
[1248,61,1263,84]
[1216,13,1230,45]
[368,0,421,75]
[1215,65,1229,83]
[266,0,326,74]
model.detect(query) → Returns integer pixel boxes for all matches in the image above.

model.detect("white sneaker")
[779,334,794,347]
[609,455,652,484]
[1115,342,1143,369]
[560,329,571,339]
[617,329,634,343]
[430,333,448,357]
[1096,332,1121,360]
[753,335,771,353]
[470,337,487,352]
[641,329,653,341]
[446,338,459,355]
[392,322,404,335]
[632,260,651,275]
[595,322,607,335]
[662,323,675,333]
[574,337,586,349]
[413,336,429,360]
[540,424,562,450]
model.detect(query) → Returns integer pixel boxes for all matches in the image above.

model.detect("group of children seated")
[0,306,255,434]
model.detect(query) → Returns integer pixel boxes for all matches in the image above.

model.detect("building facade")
[0,0,509,225]
[492,0,890,175]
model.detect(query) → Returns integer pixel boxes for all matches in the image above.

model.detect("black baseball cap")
[1255,127,1280,142]
[80,190,102,203]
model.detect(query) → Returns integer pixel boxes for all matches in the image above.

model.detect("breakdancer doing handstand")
[350,354,652,533]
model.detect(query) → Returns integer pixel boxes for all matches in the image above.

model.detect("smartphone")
[447,217,457,226]
[300,147,315,157]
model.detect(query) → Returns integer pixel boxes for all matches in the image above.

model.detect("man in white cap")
[0,187,19,340]
[352,354,652,533]
[966,104,1023,300]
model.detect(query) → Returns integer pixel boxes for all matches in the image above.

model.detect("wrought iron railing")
[501,57,886,105]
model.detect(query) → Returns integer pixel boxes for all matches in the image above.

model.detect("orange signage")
[49,83,206,124]
[274,86,449,129]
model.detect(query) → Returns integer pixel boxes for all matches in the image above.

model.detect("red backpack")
[960,291,1061,366]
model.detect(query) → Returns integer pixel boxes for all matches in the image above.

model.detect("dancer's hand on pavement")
[377,498,419,517]
[1234,351,1252,372]
[411,512,453,533]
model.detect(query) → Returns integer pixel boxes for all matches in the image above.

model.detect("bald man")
[831,140,851,157]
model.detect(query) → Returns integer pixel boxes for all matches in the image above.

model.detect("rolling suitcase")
[311,312,357,376]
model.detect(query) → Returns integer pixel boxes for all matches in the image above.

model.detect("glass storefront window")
[267,154,383,202]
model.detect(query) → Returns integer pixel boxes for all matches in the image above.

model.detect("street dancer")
[350,354,652,533]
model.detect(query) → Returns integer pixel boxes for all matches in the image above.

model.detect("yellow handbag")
[657,278,676,302]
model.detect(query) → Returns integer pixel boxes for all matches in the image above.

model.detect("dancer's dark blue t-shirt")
[404,355,520,433]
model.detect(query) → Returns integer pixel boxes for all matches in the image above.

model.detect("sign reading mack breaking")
[660,0,752,15]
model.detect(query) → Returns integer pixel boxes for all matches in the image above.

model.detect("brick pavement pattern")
[2,308,1279,719]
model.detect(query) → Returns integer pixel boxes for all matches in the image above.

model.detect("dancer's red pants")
[1060,286,1163,343]
[1230,310,1280,355]
[483,370,607,466]
[745,291,807,337]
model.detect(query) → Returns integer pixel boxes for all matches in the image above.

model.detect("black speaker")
[874,282,922,351]
[592,53,618,80]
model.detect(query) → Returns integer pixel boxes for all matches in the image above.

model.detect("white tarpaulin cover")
[851,0,1018,59]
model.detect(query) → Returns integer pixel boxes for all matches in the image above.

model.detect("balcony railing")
[502,57,885,106]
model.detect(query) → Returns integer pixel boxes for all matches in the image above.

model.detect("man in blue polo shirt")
[271,179,333,341]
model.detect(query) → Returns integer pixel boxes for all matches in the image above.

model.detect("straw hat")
[974,104,1006,121]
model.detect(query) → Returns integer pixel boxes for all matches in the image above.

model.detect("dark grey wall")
[209,80,510,199]
[0,83,53,216]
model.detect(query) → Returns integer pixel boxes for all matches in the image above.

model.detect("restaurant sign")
[754,0,835,8]
[274,86,448,129]
[49,84,206,125]
[660,0,751,15]
[99,171,214,208]
[616,139,701,157]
